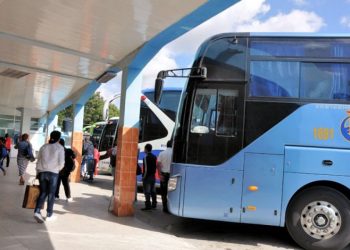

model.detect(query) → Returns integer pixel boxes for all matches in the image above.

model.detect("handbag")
[22,180,41,209]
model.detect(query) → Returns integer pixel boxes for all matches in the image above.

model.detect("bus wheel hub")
[300,201,341,240]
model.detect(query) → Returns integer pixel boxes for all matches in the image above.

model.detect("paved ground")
[0,158,312,250]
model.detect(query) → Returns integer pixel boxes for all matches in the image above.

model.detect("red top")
[93,148,100,163]
[5,137,11,150]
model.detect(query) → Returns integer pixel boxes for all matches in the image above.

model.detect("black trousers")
[55,173,71,199]
[160,172,170,210]
[5,150,10,167]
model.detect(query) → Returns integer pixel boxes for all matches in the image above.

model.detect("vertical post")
[70,103,84,183]
[46,113,58,141]
[113,66,142,216]
[17,107,32,135]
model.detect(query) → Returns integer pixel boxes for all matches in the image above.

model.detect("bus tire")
[286,186,350,250]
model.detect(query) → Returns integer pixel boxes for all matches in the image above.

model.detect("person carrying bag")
[22,179,41,209]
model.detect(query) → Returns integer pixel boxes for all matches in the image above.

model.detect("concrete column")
[17,107,32,135]
[70,103,84,183]
[46,114,58,141]
[113,66,142,216]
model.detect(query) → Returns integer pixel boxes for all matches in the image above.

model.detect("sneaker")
[34,213,45,223]
[46,215,57,222]
[54,197,59,201]
[66,198,73,202]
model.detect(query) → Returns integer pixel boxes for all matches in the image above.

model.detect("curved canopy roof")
[0,0,238,118]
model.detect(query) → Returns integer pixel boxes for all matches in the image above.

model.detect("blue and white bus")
[155,33,350,250]
[98,88,182,178]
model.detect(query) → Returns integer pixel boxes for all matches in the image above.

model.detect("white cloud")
[138,0,325,91]
[96,73,122,102]
[166,0,271,55]
[141,48,178,89]
[165,0,324,56]
[293,0,308,6]
[236,9,324,32]
[99,0,325,99]
[341,16,350,28]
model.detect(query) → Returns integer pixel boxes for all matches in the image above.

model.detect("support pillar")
[17,107,32,135]
[70,103,84,183]
[113,66,142,216]
[46,114,58,141]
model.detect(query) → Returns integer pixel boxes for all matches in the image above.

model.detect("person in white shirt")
[157,140,172,213]
[34,130,65,223]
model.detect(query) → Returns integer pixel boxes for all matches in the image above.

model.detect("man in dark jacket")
[55,139,76,201]
[141,144,157,211]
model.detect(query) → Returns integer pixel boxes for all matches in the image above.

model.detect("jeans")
[142,176,156,208]
[34,172,59,217]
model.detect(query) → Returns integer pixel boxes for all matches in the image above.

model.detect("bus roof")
[207,32,350,40]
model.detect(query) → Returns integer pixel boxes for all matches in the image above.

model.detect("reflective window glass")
[190,89,217,134]
[202,37,247,80]
[249,61,299,97]
[217,89,238,136]
[300,63,350,100]
[250,38,350,58]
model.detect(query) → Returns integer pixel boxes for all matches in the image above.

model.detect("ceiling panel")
[0,0,207,118]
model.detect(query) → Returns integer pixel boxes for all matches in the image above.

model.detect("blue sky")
[98,0,350,105]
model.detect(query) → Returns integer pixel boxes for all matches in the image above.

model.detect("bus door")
[183,83,245,222]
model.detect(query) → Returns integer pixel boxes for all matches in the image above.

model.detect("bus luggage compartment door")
[241,153,284,226]
[183,167,242,222]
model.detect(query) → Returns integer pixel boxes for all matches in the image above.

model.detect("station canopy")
[0,0,212,118]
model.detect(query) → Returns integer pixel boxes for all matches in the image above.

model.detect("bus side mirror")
[154,76,164,105]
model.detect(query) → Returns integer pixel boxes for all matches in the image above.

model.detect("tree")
[108,103,120,118]
[57,92,120,128]
[83,92,104,126]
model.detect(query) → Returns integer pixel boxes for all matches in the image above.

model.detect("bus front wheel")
[286,186,350,250]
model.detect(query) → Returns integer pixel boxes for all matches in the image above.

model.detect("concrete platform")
[0,158,309,250]
[0,159,196,250]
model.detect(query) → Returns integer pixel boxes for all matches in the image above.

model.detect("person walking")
[141,144,157,211]
[55,139,76,202]
[34,131,65,223]
[16,133,34,185]
[157,140,172,213]
[4,134,11,168]
[82,136,94,181]
[0,138,8,176]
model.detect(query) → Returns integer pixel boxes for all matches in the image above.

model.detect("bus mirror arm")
[154,67,207,104]
[154,72,164,105]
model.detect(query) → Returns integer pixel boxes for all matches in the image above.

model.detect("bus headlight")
[168,176,178,192]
